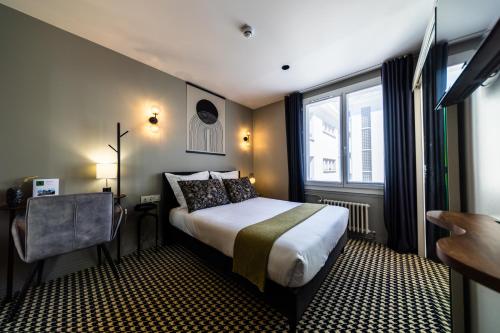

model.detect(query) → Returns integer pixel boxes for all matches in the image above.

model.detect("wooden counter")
[427,211,500,293]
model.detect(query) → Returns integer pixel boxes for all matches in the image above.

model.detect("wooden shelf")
[427,211,500,292]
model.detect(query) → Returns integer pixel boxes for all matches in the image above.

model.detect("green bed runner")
[232,203,326,291]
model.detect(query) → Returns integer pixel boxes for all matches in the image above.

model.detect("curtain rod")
[299,63,382,94]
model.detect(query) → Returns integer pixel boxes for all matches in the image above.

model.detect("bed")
[161,171,349,332]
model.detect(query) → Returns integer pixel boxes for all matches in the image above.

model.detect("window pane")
[346,85,384,183]
[446,63,464,91]
[306,97,341,182]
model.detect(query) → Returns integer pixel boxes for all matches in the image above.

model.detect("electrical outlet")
[141,194,160,203]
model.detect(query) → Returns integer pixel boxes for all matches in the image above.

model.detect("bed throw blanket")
[233,203,326,291]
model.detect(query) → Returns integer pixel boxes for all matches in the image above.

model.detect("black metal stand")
[108,122,128,263]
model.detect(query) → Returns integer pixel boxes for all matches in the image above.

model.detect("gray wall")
[253,70,387,243]
[253,100,289,200]
[461,78,500,333]
[0,4,253,295]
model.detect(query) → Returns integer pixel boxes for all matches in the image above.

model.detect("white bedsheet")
[169,197,348,287]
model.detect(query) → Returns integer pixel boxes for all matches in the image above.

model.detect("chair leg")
[137,215,142,259]
[100,244,120,278]
[36,260,45,287]
[97,246,102,266]
[155,214,159,249]
[6,261,42,322]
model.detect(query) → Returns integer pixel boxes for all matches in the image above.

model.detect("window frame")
[303,76,384,190]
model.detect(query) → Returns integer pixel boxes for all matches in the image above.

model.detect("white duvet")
[169,197,348,287]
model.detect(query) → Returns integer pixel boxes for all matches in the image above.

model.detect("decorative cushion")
[178,179,231,213]
[222,177,258,203]
[165,171,210,208]
[209,170,239,180]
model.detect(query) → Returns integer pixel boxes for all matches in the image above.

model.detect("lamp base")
[102,187,112,192]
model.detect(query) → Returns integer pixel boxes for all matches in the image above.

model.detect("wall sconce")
[96,163,117,192]
[243,132,251,146]
[249,173,256,184]
[149,106,160,133]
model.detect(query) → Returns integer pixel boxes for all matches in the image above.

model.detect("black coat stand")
[108,122,128,263]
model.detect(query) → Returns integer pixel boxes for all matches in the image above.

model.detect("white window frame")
[303,76,384,190]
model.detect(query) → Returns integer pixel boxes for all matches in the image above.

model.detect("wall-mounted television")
[435,0,500,109]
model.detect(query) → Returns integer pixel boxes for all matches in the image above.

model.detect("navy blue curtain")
[285,93,305,202]
[423,43,449,261]
[382,55,418,253]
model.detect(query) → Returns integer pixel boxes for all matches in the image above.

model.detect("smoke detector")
[241,24,255,39]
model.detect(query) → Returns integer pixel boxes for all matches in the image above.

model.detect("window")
[305,97,341,183]
[446,63,465,91]
[346,85,384,184]
[304,79,384,187]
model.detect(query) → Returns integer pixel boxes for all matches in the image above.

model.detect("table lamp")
[96,163,117,192]
[249,173,256,185]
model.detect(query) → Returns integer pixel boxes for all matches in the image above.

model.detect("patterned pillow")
[223,177,258,203]
[178,179,231,213]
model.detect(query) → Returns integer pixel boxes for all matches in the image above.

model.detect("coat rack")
[108,122,129,263]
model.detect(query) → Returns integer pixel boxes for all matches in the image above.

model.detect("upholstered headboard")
[160,170,240,242]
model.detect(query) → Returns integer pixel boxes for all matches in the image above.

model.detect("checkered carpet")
[0,240,450,332]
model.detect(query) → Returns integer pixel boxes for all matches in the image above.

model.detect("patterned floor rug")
[0,239,450,332]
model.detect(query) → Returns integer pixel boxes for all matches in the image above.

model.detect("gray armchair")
[7,192,124,321]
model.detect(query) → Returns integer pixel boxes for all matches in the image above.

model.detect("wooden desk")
[0,203,26,301]
[426,211,500,292]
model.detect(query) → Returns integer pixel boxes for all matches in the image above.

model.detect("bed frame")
[160,171,348,332]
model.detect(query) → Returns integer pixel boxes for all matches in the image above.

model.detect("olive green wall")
[253,100,289,200]
[0,4,253,294]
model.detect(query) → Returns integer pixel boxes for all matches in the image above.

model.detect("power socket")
[141,194,160,203]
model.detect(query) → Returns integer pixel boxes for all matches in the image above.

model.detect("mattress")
[169,197,348,287]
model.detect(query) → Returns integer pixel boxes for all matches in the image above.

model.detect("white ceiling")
[438,0,500,43]
[1,0,437,109]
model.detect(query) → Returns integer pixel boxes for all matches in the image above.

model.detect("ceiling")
[1,0,437,109]
[438,0,500,43]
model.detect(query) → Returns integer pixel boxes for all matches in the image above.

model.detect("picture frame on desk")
[33,179,59,197]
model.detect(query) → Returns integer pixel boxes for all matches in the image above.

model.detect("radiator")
[322,199,371,235]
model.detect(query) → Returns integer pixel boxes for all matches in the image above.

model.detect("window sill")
[305,184,384,196]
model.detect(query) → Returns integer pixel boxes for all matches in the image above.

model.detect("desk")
[0,203,26,302]
[427,211,500,293]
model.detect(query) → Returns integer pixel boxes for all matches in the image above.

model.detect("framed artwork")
[186,83,226,155]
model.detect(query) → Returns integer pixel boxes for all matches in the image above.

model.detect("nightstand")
[134,202,159,259]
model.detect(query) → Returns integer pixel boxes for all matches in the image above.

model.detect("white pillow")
[165,171,210,208]
[210,170,239,180]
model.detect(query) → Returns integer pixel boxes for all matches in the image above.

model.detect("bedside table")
[134,202,159,259]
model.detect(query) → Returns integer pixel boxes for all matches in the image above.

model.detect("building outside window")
[323,158,337,173]
[305,96,341,183]
[304,78,384,187]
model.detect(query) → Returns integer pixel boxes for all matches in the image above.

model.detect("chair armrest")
[111,203,126,240]
[11,215,27,262]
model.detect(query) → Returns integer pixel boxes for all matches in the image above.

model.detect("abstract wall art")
[186,83,226,155]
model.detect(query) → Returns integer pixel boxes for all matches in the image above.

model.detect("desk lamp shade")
[96,163,117,192]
